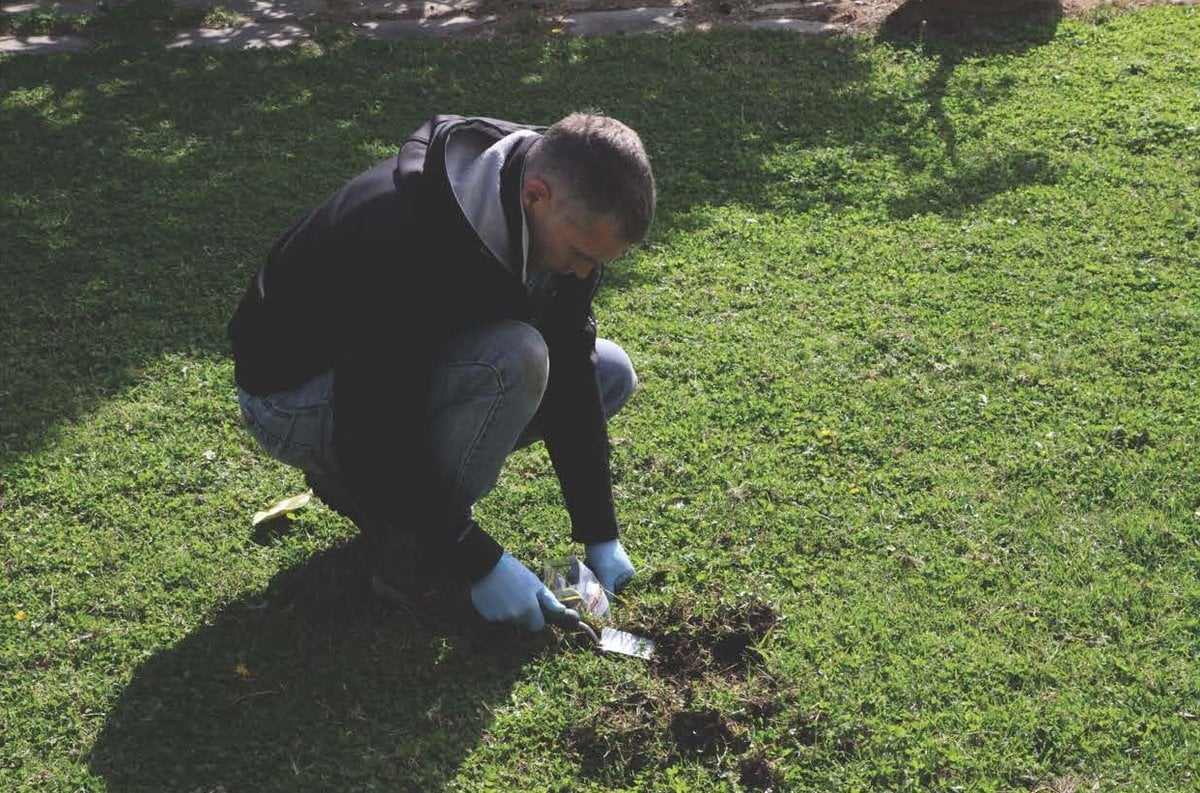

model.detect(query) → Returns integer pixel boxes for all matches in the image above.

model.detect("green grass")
[3,7,1198,791]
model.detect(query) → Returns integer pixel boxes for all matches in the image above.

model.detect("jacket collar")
[443,125,539,281]
[500,133,539,282]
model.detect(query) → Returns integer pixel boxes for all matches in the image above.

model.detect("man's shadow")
[88,537,545,792]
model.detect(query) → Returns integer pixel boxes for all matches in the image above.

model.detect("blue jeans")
[238,320,637,508]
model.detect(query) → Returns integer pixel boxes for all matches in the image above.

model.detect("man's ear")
[522,176,552,211]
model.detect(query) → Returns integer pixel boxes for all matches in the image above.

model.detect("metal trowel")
[557,610,654,660]
[596,625,655,660]
[544,557,654,660]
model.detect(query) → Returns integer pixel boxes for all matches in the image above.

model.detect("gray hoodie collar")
[445,127,540,281]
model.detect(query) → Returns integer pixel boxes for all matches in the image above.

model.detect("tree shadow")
[88,538,545,791]
[1,22,1082,470]
[0,33,880,468]
[1,20,1083,479]
[887,148,1059,218]
[873,0,1065,210]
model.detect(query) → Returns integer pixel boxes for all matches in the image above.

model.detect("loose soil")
[563,594,784,785]
[738,751,783,789]
[649,595,779,679]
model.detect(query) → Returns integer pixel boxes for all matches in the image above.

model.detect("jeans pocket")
[239,389,326,472]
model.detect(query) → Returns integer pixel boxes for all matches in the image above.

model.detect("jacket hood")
[444,126,540,282]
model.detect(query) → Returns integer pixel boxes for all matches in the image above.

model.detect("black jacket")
[229,115,618,580]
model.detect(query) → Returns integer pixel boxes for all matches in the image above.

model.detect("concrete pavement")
[1,0,845,55]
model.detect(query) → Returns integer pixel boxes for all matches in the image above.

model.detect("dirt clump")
[670,707,749,756]
[712,628,764,672]
[744,696,785,723]
[738,751,782,790]
[567,717,657,778]
[562,689,664,784]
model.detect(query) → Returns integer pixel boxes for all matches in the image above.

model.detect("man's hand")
[585,539,635,596]
[470,552,572,631]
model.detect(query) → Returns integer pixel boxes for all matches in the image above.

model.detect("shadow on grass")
[0,25,1072,467]
[875,0,1063,164]
[88,538,543,791]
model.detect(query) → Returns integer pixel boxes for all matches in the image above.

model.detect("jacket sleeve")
[536,274,620,544]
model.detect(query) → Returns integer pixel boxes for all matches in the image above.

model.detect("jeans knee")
[617,356,638,407]
[497,321,549,406]
[595,339,637,418]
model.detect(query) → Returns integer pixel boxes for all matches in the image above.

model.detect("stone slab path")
[0,0,855,55]
[3,0,1194,55]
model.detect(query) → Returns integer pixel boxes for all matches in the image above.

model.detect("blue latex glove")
[585,539,635,596]
[470,552,571,632]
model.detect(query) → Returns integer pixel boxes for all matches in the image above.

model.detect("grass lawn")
[2,5,1198,791]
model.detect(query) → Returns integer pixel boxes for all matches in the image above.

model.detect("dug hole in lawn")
[562,593,786,788]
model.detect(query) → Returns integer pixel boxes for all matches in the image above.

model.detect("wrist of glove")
[470,552,574,632]
[584,539,635,596]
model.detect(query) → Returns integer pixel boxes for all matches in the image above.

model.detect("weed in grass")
[0,0,249,44]
[198,5,250,29]
[0,10,92,37]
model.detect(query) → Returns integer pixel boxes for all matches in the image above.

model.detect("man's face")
[524,181,629,280]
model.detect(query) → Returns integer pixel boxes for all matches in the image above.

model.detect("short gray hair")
[527,113,656,244]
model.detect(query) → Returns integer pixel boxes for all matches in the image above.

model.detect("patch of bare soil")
[738,751,783,789]
[566,691,661,777]
[562,594,786,787]
[670,706,750,755]
[650,595,778,679]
